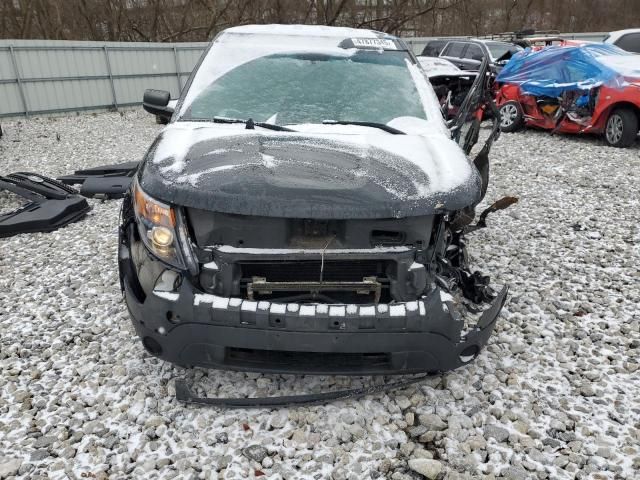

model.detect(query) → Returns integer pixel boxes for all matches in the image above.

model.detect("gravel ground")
[0,111,639,480]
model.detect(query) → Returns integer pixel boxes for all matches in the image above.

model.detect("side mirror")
[472,54,484,62]
[142,89,174,123]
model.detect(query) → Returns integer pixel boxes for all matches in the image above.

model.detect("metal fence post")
[173,46,182,92]
[103,45,118,110]
[9,45,29,117]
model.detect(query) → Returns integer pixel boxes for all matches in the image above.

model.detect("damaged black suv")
[119,25,508,376]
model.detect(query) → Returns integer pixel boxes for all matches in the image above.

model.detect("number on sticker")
[352,38,397,50]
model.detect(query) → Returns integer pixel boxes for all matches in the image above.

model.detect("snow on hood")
[418,57,477,79]
[140,122,481,219]
[149,122,473,195]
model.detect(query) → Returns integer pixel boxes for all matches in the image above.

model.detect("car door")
[440,41,469,69]
[458,43,484,71]
[615,32,640,53]
[450,57,499,201]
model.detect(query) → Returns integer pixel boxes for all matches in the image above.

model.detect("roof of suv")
[222,24,391,40]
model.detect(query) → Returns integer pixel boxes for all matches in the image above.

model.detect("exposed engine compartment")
[174,208,495,306]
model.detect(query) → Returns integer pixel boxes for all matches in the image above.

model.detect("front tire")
[604,108,638,148]
[499,101,524,133]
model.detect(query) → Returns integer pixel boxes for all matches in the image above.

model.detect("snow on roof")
[222,24,388,40]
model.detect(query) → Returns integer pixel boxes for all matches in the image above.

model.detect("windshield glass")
[181,51,427,125]
[486,42,522,61]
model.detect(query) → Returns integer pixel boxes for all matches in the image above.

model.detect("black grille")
[226,347,392,372]
[239,260,389,282]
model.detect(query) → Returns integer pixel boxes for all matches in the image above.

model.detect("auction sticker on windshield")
[351,38,397,49]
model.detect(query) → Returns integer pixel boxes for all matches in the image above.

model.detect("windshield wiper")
[213,116,295,132]
[322,120,405,134]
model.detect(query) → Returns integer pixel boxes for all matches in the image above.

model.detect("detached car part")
[119,26,511,406]
[0,173,90,238]
[58,161,139,199]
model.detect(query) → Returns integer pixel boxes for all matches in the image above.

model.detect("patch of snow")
[175,164,239,186]
[389,304,406,317]
[229,298,242,307]
[359,306,376,316]
[440,290,454,303]
[202,260,218,270]
[257,301,270,311]
[153,291,178,301]
[241,301,257,312]
[261,153,278,168]
[270,303,286,314]
[329,306,346,317]
[346,304,358,315]
[212,296,230,310]
[406,301,419,312]
[193,293,215,306]
[316,304,329,314]
[299,305,316,316]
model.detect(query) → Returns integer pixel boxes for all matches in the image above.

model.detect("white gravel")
[0,111,639,480]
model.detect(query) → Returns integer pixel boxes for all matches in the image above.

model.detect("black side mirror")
[472,54,484,62]
[142,89,174,122]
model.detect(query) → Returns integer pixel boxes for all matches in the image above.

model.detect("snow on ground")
[0,111,639,480]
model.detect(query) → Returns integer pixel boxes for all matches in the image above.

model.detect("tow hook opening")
[459,344,480,363]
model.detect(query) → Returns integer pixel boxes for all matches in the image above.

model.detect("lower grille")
[226,347,392,372]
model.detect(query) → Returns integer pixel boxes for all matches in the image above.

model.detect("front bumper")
[121,242,507,375]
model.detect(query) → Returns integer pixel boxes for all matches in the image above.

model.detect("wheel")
[499,101,524,133]
[604,108,638,148]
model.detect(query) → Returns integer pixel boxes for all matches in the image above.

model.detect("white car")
[603,29,640,53]
[418,56,477,79]
[418,57,477,119]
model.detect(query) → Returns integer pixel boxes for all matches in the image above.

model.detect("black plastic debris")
[58,161,139,199]
[0,173,90,238]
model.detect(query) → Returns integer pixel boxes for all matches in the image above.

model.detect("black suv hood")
[139,124,481,219]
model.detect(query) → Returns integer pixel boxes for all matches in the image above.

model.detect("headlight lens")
[132,179,186,269]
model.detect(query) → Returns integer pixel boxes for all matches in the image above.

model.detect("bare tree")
[1,0,639,41]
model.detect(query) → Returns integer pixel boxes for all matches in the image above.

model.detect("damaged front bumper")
[120,238,507,375]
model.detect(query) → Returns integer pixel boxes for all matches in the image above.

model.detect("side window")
[463,44,484,60]
[616,33,640,53]
[421,41,445,57]
[442,42,466,58]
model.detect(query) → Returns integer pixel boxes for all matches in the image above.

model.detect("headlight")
[132,179,187,269]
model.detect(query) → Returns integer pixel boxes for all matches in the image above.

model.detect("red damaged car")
[495,43,640,147]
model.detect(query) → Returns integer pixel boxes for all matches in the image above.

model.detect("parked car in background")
[420,38,460,57]
[495,43,640,147]
[604,29,640,54]
[126,25,507,377]
[439,39,522,73]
